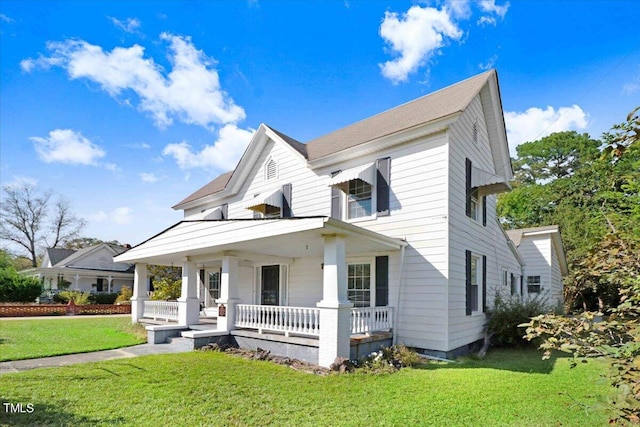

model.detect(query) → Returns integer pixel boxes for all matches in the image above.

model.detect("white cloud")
[478,0,510,18]
[622,83,639,95]
[30,129,106,165]
[379,5,463,84]
[23,33,246,129]
[445,0,471,19]
[504,105,589,156]
[477,16,497,27]
[140,172,159,183]
[1,13,15,23]
[109,17,141,33]
[163,124,254,170]
[479,53,498,70]
[87,207,133,225]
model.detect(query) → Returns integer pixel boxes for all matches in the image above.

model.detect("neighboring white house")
[25,243,135,294]
[115,69,567,367]
[505,225,568,307]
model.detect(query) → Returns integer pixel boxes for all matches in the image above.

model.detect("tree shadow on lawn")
[415,348,572,375]
[0,398,125,426]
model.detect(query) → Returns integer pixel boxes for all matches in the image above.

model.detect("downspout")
[393,240,407,345]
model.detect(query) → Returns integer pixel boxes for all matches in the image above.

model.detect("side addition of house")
[115,69,568,367]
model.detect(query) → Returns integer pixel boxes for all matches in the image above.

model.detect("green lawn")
[0,349,611,426]
[0,316,146,361]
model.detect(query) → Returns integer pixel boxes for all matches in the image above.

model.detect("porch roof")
[114,216,406,265]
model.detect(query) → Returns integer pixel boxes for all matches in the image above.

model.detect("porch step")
[181,329,228,339]
[188,323,218,331]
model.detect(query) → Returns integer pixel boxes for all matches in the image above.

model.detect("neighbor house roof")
[505,225,560,247]
[505,225,568,275]
[44,248,76,267]
[174,69,497,208]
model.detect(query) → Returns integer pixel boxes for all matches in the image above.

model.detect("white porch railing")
[235,304,321,337]
[143,301,179,322]
[350,307,393,334]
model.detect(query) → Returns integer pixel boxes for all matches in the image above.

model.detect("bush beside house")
[0,266,42,303]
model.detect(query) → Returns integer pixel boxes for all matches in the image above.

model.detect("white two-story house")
[115,70,565,367]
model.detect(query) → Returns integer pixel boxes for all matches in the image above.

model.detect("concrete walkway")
[0,338,194,375]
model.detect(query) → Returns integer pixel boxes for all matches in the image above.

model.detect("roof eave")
[308,112,461,169]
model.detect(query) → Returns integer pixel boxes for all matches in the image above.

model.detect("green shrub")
[57,290,91,305]
[151,278,181,301]
[487,293,551,348]
[0,267,43,302]
[115,286,133,304]
[89,293,118,305]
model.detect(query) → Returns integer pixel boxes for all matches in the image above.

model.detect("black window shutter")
[199,269,205,287]
[330,171,341,219]
[465,158,472,217]
[375,256,389,306]
[482,196,487,226]
[282,184,292,218]
[482,255,487,313]
[376,157,391,216]
[465,250,472,315]
[221,203,228,220]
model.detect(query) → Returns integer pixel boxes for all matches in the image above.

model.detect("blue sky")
[1,0,639,252]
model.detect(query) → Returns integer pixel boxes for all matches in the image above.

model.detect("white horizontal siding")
[446,95,521,351]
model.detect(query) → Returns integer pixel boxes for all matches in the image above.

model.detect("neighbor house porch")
[114,217,406,367]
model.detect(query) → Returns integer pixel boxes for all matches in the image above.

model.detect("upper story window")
[347,179,372,219]
[465,158,484,225]
[329,158,390,221]
[265,158,277,181]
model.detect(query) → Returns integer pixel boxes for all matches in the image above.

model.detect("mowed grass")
[0,349,611,426]
[0,316,146,361]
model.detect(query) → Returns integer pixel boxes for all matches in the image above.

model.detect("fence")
[0,304,131,317]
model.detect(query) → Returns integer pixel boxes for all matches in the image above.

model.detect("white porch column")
[131,263,149,323]
[107,276,113,293]
[317,235,353,368]
[216,256,239,332]
[178,258,200,326]
[74,274,80,290]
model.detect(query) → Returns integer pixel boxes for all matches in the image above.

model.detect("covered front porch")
[114,217,406,367]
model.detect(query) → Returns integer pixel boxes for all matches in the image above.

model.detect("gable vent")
[266,159,277,180]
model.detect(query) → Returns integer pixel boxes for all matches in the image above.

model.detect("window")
[208,272,221,300]
[347,179,372,219]
[527,276,541,293]
[348,263,371,308]
[470,256,479,312]
[263,204,281,218]
[465,158,481,223]
[502,270,508,288]
[511,273,517,295]
[465,251,485,315]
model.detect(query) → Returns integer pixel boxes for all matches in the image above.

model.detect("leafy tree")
[0,184,86,267]
[522,108,640,425]
[150,277,181,301]
[513,131,600,183]
[63,237,122,249]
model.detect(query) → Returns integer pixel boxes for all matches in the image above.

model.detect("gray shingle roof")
[174,70,495,207]
[305,70,494,161]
